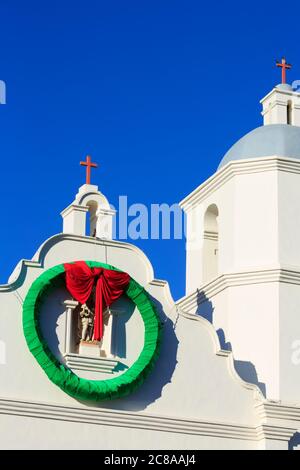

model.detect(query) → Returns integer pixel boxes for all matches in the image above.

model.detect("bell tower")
[261,58,300,126]
[61,156,116,239]
[261,83,300,125]
[180,64,300,403]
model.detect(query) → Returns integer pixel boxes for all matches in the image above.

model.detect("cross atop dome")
[276,57,292,84]
[259,58,300,126]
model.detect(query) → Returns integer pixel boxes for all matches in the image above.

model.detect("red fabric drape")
[64,261,130,341]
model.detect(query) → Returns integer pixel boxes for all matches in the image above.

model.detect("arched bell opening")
[202,204,219,283]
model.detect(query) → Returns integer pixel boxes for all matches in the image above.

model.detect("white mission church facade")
[1,72,300,450]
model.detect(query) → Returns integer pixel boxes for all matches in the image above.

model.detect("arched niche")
[86,200,98,236]
[287,100,293,125]
[79,192,114,239]
[202,204,219,283]
[61,186,115,239]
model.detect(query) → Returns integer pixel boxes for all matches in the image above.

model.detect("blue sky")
[0,1,299,300]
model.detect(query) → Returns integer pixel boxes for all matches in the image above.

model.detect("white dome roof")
[218,124,300,169]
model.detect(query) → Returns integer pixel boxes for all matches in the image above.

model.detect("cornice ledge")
[260,88,300,103]
[60,204,89,217]
[176,267,300,310]
[180,157,300,213]
[0,397,260,441]
[2,396,297,443]
[255,401,300,423]
[256,424,295,441]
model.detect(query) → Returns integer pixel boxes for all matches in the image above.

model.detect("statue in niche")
[79,303,94,342]
[75,290,115,358]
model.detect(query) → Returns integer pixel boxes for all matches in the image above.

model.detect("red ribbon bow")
[64,261,130,341]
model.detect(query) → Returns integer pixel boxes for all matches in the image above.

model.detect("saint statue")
[79,303,94,342]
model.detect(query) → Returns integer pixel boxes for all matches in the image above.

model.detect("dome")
[218,124,300,169]
[275,83,293,92]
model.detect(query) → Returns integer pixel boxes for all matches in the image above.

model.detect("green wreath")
[22,261,162,401]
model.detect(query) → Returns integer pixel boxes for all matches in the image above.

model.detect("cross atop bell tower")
[80,155,98,185]
[61,157,115,239]
[276,57,292,84]
[261,58,300,126]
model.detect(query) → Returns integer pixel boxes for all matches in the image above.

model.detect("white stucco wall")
[180,157,300,408]
[0,233,274,449]
[278,170,300,267]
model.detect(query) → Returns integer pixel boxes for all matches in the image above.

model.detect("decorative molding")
[256,424,295,441]
[0,397,263,442]
[0,396,296,445]
[60,204,89,217]
[180,157,300,213]
[177,267,300,311]
[97,207,117,217]
[260,87,300,104]
[1,233,155,292]
[64,353,119,374]
[255,401,300,423]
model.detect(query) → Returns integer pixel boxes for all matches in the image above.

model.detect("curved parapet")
[4,233,155,295]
